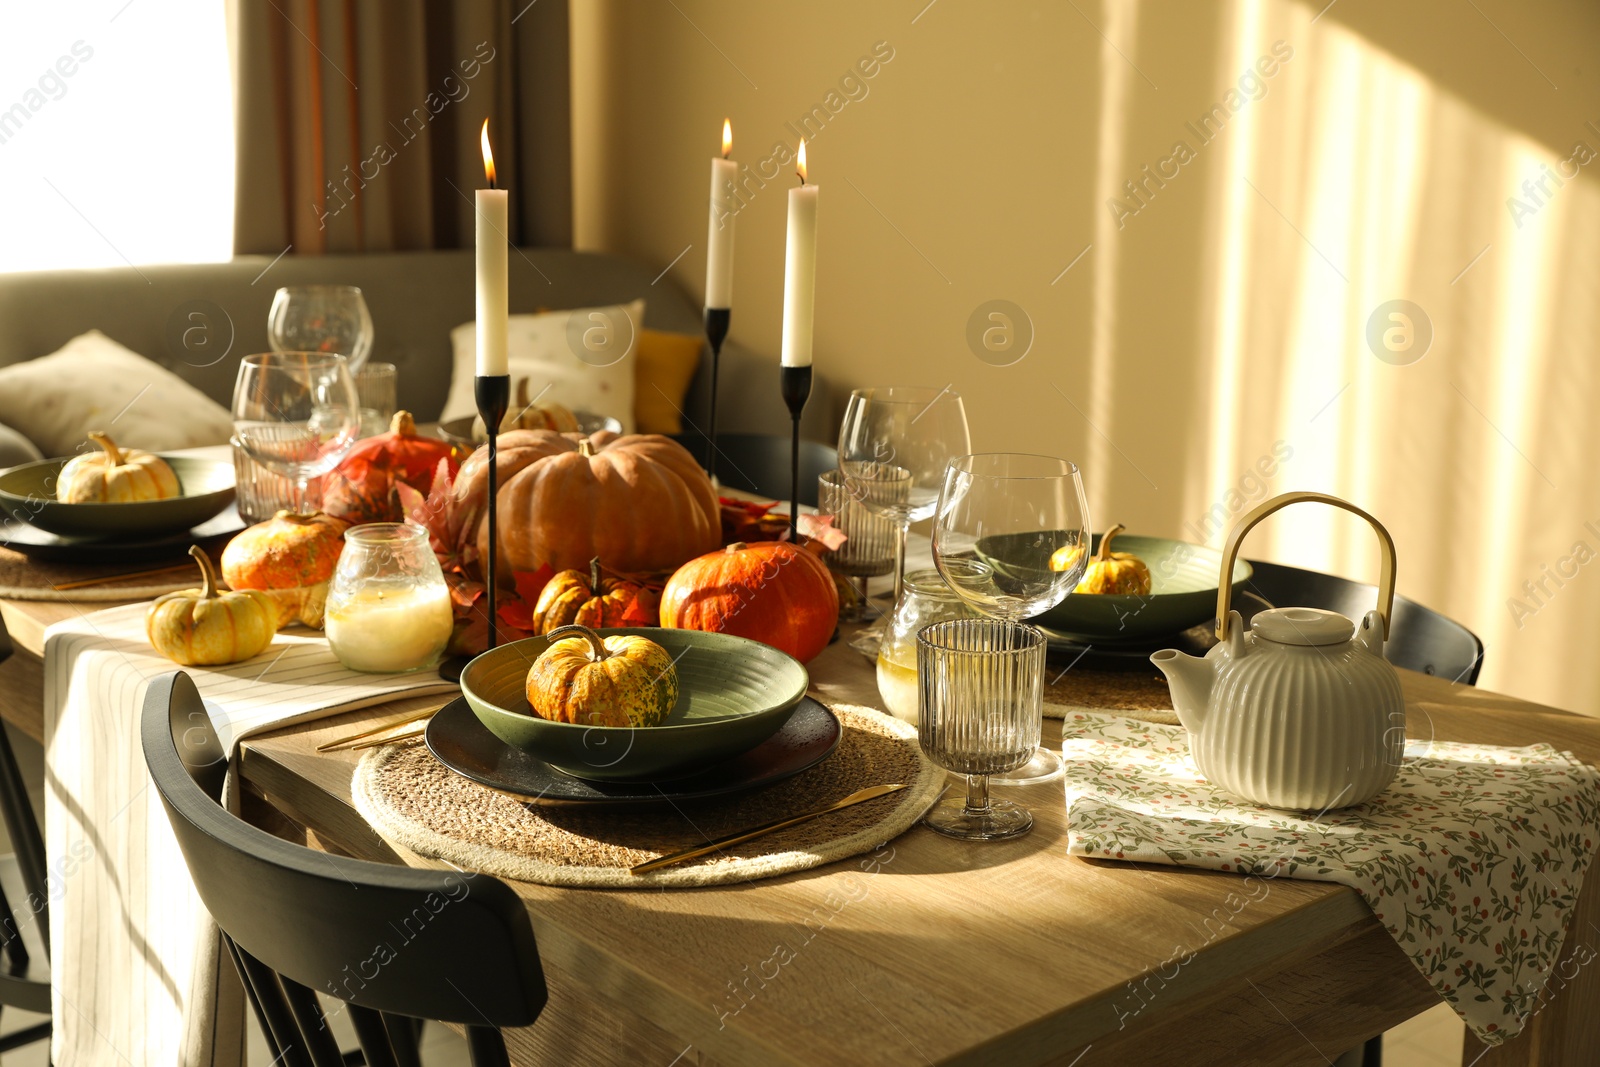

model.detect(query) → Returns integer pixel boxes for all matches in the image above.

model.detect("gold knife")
[629,783,908,876]
[316,705,444,752]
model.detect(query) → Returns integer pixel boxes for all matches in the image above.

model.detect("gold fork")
[316,706,441,752]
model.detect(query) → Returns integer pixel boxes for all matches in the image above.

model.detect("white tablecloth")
[44,602,456,1067]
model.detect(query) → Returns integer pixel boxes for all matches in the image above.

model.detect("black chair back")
[141,672,546,1065]
[1240,560,1484,685]
[672,432,838,505]
[0,615,51,1044]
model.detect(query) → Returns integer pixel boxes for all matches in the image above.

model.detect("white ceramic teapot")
[1150,492,1405,811]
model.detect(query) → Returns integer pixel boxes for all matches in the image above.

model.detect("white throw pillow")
[443,299,643,433]
[0,330,235,456]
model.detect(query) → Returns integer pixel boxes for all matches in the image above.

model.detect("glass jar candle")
[876,568,979,723]
[325,523,453,674]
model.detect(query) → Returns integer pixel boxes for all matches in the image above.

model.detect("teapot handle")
[1216,491,1397,642]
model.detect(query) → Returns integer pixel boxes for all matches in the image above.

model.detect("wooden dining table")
[2,590,1598,1067]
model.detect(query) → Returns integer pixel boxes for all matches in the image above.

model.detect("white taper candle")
[780,139,818,369]
[475,119,509,377]
[706,119,736,309]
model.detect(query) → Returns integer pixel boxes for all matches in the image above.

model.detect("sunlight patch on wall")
[1471,140,1555,632]
[1085,0,1142,524]
[1198,0,1262,521]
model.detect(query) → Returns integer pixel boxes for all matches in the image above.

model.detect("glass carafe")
[876,568,979,723]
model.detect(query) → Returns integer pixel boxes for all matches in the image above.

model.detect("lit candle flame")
[722,118,732,159]
[796,138,807,184]
[481,118,497,189]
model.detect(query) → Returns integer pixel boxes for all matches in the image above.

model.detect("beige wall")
[570,0,1600,715]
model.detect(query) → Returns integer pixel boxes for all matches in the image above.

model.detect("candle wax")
[475,188,509,377]
[326,585,454,674]
[706,156,737,308]
[781,183,819,367]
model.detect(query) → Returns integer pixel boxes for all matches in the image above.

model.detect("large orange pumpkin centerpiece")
[461,430,720,576]
[660,541,838,663]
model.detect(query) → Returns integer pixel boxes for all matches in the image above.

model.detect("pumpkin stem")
[546,623,610,662]
[87,431,124,466]
[588,557,604,596]
[1096,523,1126,563]
[727,542,747,553]
[577,439,596,458]
[515,378,530,410]
[189,545,220,600]
[390,410,416,437]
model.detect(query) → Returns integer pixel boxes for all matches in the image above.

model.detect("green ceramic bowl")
[0,456,236,540]
[1020,533,1253,644]
[461,628,812,782]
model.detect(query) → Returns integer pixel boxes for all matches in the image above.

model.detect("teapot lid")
[1250,607,1355,647]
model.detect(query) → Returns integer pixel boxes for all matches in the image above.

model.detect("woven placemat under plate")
[1045,668,1178,726]
[352,703,946,888]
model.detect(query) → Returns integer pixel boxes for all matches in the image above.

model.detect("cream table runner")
[43,601,457,1067]
[1060,713,1600,1046]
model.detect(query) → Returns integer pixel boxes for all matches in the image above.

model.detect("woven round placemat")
[352,703,947,888]
[0,535,233,601]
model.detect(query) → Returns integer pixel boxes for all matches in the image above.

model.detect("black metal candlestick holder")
[780,364,812,542]
[703,307,730,479]
[475,374,510,649]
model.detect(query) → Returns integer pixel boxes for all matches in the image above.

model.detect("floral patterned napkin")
[1060,713,1600,1045]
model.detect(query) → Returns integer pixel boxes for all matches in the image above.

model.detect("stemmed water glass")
[268,285,374,374]
[232,352,362,514]
[837,387,971,606]
[932,453,1091,787]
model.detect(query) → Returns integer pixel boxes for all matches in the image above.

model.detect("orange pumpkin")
[660,541,838,663]
[221,510,349,590]
[460,430,719,576]
[323,410,460,524]
[533,557,660,634]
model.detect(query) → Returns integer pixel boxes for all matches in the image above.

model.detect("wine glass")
[232,352,361,514]
[933,453,1091,787]
[837,387,971,606]
[268,285,375,374]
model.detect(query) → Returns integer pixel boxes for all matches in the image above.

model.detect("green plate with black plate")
[977,532,1251,644]
[0,455,236,540]
[461,628,811,782]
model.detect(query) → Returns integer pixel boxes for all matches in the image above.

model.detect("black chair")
[1239,559,1484,686]
[141,671,547,1067]
[671,432,838,506]
[0,616,51,1053]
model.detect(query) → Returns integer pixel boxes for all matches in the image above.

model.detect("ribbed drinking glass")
[917,618,1046,839]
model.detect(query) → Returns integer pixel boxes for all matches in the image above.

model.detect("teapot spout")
[1151,649,1213,733]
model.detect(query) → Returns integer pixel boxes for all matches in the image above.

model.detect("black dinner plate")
[1040,621,1216,671]
[425,695,842,806]
[1038,587,1280,670]
[0,504,246,562]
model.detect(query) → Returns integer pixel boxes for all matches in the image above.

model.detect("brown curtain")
[229,0,571,254]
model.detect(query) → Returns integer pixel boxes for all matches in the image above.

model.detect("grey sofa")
[0,249,830,444]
